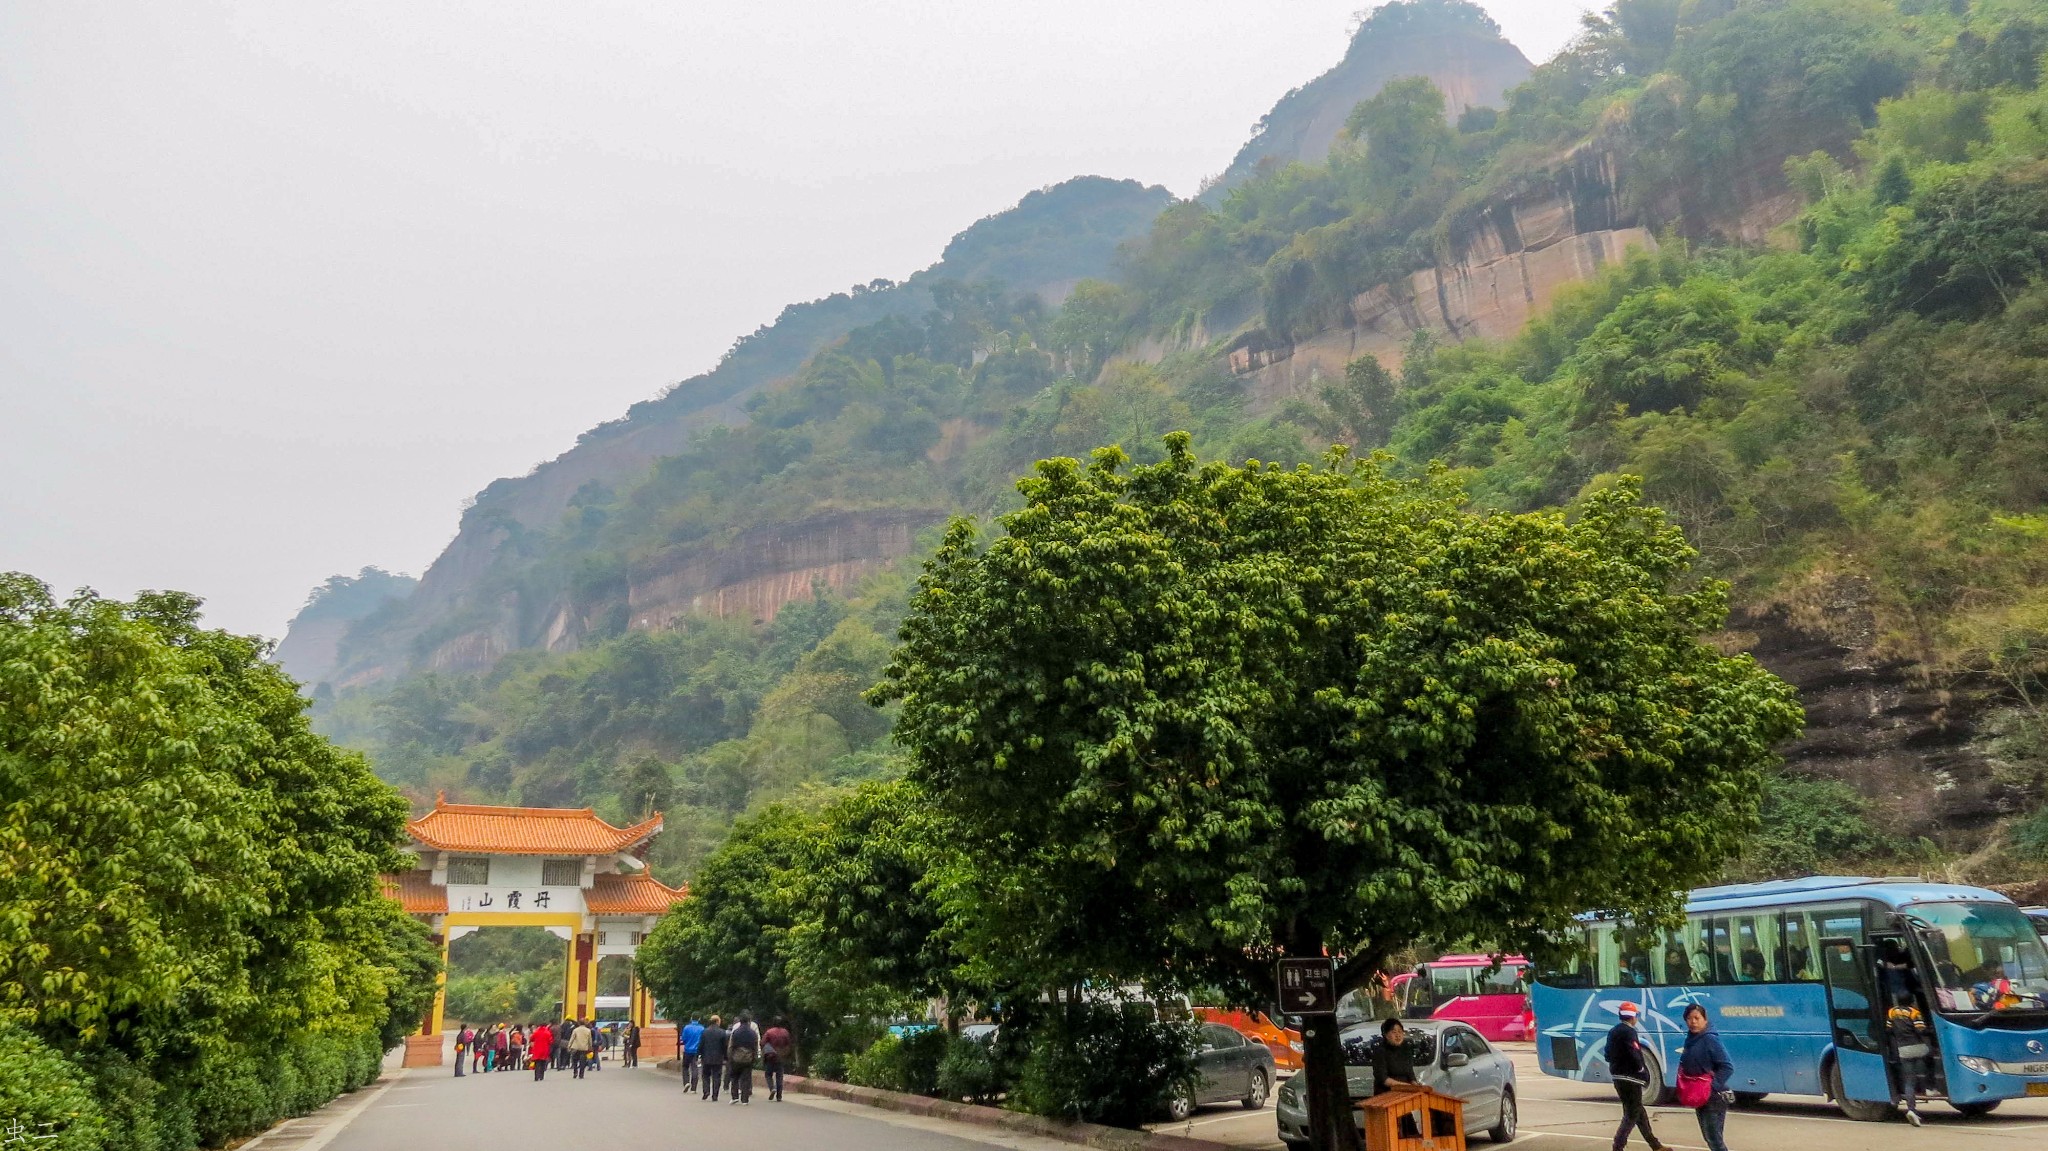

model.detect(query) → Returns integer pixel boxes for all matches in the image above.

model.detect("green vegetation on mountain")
[0,575,439,1150]
[311,0,2048,890]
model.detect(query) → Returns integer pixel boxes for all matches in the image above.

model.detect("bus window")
[1726,912,1781,982]
[1654,929,1694,986]
[1780,912,1819,980]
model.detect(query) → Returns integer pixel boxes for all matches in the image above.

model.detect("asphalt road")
[292,1060,1084,1151]
[1147,1044,2048,1151]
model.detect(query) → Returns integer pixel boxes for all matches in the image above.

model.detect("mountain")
[295,0,2048,887]
[1205,0,1531,197]
[281,176,1170,689]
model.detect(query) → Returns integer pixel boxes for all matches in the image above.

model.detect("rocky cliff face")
[1736,605,2011,843]
[1215,139,1810,409]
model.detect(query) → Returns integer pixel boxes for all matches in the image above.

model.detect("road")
[1147,1045,2048,1150]
[245,1059,1086,1151]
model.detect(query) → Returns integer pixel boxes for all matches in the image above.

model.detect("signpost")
[1278,956,1337,1015]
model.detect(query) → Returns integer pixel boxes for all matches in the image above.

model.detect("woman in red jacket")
[527,1021,554,1082]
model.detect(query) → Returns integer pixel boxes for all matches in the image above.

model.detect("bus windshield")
[1905,902,2048,1012]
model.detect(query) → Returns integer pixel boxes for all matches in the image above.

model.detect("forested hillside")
[303,0,2048,888]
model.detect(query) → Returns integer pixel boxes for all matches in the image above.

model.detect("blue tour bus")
[1533,877,2048,1120]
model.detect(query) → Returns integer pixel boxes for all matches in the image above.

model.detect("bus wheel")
[1732,1092,1768,1107]
[1643,1050,1676,1107]
[1953,1100,2001,1118]
[1827,1062,1894,1123]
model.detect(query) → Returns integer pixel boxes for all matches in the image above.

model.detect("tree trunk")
[1300,1014,1364,1151]
[1289,924,1367,1151]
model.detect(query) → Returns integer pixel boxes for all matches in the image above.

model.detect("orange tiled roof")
[383,870,447,914]
[585,872,689,915]
[406,798,663,856]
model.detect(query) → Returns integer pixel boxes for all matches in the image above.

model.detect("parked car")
[1274,1019,1518,1145]
[1194,1007,1303,1073]
[1165,1022,1279,1120]
[2026,906,2048,948]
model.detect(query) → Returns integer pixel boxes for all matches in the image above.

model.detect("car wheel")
[1166,1085,1195,1122]
[1243,1067,1269,1110]
[1954,1100,2001,1118]
[1827,1061,1894,1122]
[1488,1088,1517,1143]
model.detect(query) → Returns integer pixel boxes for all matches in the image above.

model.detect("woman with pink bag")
[1677,1004,1735,1151]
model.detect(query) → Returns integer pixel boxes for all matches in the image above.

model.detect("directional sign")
[1277,957,1336,1015]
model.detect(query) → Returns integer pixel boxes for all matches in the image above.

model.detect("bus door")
[1820,935,1890,1104]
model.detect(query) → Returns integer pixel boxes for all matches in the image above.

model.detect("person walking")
[589,1023,604,1072]
[528,1020,554,1082]
[698,1015,729,1101]
[682,1014,705,1090]
[490,1023,509,1072]
[727,1014,760,1105]
[761,1018,792,1101]
[622,1021,641,1069]
[1678,1004,1735,1151]
[1887,994,1932,1126]
[508,1025,525,1074]
[1606,1002,1665,1151]
[453,1023,472,1078]
[472,1025,487,1074]
[556,1016,576,1070]
[568,1018,594,1080]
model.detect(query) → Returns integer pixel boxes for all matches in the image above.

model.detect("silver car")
[1166,1022,1279,1120]
[1275,1019,1518,1145]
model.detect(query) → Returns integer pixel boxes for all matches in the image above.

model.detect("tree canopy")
[873,439,1803,1148]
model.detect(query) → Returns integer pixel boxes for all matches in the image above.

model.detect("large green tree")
[0,575,438,1145]
[872,438,1803,1150]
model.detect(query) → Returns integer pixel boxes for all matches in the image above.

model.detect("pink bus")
[1393,954,1533,1042]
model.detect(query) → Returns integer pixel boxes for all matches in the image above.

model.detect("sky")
[0,1,1587,640]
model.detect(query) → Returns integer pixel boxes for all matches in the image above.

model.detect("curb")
[650,1061,1233,1151]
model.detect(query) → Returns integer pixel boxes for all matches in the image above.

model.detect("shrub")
[935,1034,1006,1104]
[844,1033,906,1092]
[811,1019,886,1082]
[1010,1003,1198,1129]
[896,1027,950,1097]
[2013,805,2048,860]
[0,1025,104,1151]
[77,1050,191,1151]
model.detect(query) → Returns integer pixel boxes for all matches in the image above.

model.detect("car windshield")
[1905,902,2048,1013]
[1341,1028,1438,1068]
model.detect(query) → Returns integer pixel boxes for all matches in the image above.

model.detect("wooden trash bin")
[1358,1085,1465,1151]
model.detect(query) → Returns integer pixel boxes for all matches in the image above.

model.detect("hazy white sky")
[0,1,1587,639]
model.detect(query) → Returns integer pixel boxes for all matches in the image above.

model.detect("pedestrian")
[472,1025,487,1075]
[682,1014,705,1090]
[762,1018,792,1102]
[490,1023,509,1072]
[568,1018,594,1079]
[623,1021,641,1069]
[699,1014,729,1101]
[1888,994,1931,1126]
[1372,1018,1425,1139]
[728,1013,759,1105]
[1677,1003,1734,1151]
[589,1022,603,1072]
[1606,1002,1665,1151]
[529,1019,554,1082]
[454,1022,472,1078]
[508,1024,525,1073]
[557,1016,575,1070]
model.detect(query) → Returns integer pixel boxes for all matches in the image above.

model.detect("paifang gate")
[382,795,688,1066]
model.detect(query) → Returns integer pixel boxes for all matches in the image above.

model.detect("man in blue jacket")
[1605,1002,1664,1151]
[682,1015,705,1091]
[1679,1004,1735,1151]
